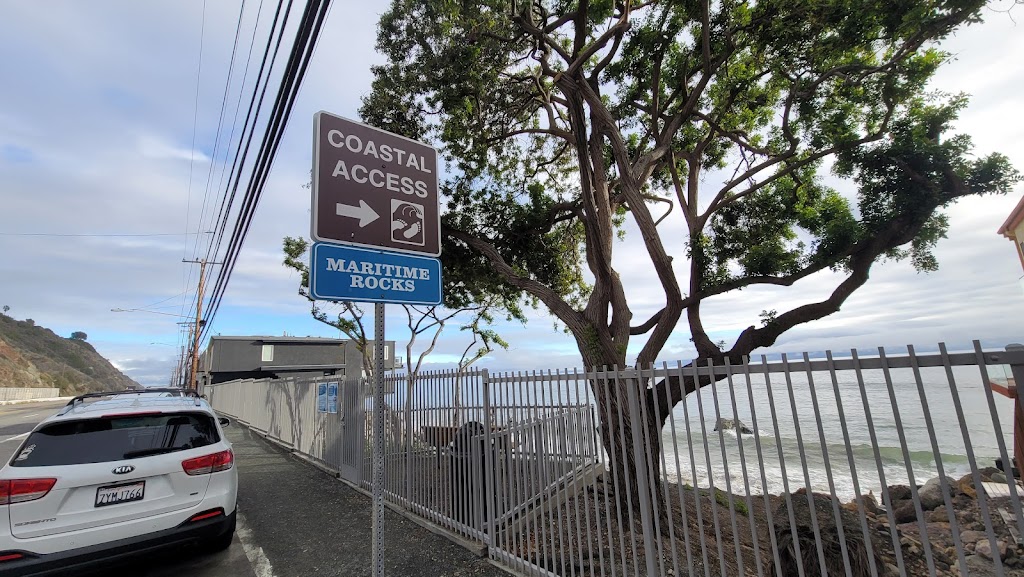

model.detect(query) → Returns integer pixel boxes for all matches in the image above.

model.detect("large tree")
[361,0,1019,514]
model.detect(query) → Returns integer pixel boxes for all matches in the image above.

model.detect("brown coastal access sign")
[311,112,440,256]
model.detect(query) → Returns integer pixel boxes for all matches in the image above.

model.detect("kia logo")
[112,465,135,475]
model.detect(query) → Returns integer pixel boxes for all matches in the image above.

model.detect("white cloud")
[138,134,211,163]
[1,2,1023,385]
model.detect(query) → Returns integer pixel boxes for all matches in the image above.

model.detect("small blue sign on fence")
[317,383,328,413]
[310,242,442,305]
[327,382,338,414]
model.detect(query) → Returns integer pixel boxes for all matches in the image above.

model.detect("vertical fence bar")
[600,368,631,577]
[576,368,605,577]
[975,341,1024,534]
[691,361,727,577]
[513,371,534,573]
[666,362,697,577]
[740,357,782,577]
[941,341,1008,577]
[650,364,682,577]
[760,355,806,577]
[625,368,660,577]
[723,358,764,577]
[549,370,569,577]
[780,353,829,577]
[825,351,880,577]
[558,369,585,577]
[908,345,968,575]
[851,349,908,576]
[584,367,616,577]
[680,362,712,577]
[533,370,554,573]
[801,352,853,577]
[638,364,667,575]
[483,370,496,554]
[706,358,746,577]
[878,347,938,577]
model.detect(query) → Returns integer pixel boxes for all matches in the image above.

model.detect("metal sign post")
[371,303,386,577]
[309,111,443,577]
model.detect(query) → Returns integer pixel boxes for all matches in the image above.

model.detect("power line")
[207,0,293,267]
[0,232,208,237]
[207,0,270,261]
[201,0,331,342]
[178,0,210,327]
[194,0,250,264]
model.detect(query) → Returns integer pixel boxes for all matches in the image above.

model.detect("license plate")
[95,481,145,507]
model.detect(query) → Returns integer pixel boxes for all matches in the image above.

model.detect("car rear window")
[10,412,220,467]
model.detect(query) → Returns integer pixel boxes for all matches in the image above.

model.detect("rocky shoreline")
[771,467,1024,576]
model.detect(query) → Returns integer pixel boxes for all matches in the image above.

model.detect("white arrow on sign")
[336,200,380,227]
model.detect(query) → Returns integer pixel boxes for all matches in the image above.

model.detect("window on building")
[261,344,274,362]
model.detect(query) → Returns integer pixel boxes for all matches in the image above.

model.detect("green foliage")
[360,0,1015,367]
[714,488,749,516]
[70,331,88,341]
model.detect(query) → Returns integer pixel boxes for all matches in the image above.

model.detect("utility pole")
[183,259,219,390]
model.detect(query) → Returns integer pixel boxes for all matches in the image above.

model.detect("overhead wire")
[206,0,273,262]
[0,232,207,237]
[200,0,331,342]
[178,0,209,322]
[206,0,293,266]
[192,0,252,265]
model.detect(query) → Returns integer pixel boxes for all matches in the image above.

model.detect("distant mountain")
[0,313,139,395]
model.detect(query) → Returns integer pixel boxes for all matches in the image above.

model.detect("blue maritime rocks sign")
[310,242,442,305]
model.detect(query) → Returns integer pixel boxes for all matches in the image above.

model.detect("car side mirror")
[218,417,231,427]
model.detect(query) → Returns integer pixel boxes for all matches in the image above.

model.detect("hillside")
[0,313,140,395]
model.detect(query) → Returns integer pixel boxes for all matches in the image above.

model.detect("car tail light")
[0,478,57,505]
[0,552,24,562]
[181,449,233,476]
[188,508,225,522]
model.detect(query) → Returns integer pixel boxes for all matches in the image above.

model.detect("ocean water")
[658,363,1016,501]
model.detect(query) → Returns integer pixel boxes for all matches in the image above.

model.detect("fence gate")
[339,377,364,484]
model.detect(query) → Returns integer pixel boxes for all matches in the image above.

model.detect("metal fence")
[207,342,1024,577]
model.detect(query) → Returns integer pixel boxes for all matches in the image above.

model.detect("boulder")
[917,477,945,511]
[957,475,978,499]
[975,538,1007,561]
[886,485,913,503]
[961,530,989,545]
[713,417,753,435]
[893,501,918,524]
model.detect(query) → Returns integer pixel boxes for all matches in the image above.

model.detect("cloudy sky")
[1,1,1023,386]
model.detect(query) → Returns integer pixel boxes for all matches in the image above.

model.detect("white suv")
[0,389,238,576]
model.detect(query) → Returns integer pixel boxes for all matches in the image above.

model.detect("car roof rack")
[63,388,201,411]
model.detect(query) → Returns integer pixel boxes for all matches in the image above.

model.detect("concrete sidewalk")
[228,424,511,577]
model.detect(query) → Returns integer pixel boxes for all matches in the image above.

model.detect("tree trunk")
[590,373,670,537]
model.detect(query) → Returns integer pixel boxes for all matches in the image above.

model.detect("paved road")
[0,401,66,455]
[0,400,256,577]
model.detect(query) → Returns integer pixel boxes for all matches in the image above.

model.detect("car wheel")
[205,515,236,553]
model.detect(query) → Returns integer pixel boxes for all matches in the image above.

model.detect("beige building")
[999,195,1024,271]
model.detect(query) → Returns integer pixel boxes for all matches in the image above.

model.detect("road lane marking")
[236,510,276,577]
[25,413,39,417]
[1,432,30,443]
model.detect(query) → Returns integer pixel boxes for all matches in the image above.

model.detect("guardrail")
[0,387,60,401]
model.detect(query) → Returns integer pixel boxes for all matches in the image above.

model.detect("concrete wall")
[0,387,61,401]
